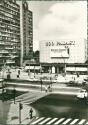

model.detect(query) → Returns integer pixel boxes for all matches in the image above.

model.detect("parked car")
[67,80,76,86]
[67,80,82,86]
[84,77,88,82]
[67,79,85,87]
[76,89,87,99]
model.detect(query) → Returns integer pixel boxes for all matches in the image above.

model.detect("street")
[0,72,88,124]
[0,92,88,124]
[0,81,88,124]
[31,94,88,120]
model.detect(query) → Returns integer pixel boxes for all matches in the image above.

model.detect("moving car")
[67,80,76,86]
[76,89,87,99]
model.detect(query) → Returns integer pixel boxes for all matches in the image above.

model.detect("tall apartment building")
[86,1,88,60]
[0,0,20,66]
[20,0,33,66]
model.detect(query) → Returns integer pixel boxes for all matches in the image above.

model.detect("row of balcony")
[0,39,20,43]
[0,18,20,29]
[0,2,20,14]
[0,8,20,21]
[0,30,20,35]
[0,33,20,39]
[0,15,20,24]
[0,21,20,28]
[0,54,18,58]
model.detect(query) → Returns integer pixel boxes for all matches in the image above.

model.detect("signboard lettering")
[46,41,75,46]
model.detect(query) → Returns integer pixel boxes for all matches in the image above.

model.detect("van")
[76,89,87,99]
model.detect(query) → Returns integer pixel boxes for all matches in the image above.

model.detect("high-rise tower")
[0,0,20,66]
[20,0,33,66]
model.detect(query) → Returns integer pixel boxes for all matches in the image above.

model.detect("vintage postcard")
[0,0,87,124]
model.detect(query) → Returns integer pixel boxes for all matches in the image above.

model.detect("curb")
[6,102,36,124]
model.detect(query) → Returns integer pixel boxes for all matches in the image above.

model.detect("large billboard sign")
[40,39,86,63]
[50,46,69,58]
[45,40,75,47]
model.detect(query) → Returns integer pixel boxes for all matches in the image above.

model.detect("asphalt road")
[0,88,88,124]
[31,94,88,120]
[1,80,88,123]
[6,81,81,94]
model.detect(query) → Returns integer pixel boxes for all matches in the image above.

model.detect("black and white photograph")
[0,0,87,124]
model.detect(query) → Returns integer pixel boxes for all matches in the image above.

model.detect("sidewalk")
[6,102,36,124]
[0,68,87,84]
[0,68,56,81]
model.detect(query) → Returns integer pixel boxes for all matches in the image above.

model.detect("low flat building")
[39,39,88,74]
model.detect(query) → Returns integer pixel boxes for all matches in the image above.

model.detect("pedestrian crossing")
[30,117,88,125]
[14,91,50,105]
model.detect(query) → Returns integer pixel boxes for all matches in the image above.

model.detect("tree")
[33,50,39,62]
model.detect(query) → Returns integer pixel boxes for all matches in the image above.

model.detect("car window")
[80,90,86,93]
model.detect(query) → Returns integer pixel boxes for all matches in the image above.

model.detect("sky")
[17,1,87,51]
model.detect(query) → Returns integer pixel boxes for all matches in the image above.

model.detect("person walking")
[48,85,51,92]
[29,108,33,119]
[17,74,19,78]
[18,69,20,75]
[45,86,48,92]
[17,69,20,78]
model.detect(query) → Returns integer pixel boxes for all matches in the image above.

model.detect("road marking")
[54,118,65,125]
[46,118,58,124]
[31,117,45,125]
[38,118,51,125]
[86,121,88,124]
[62,118,72,125]
[31,117,88,125]
[35,117,39,119]
[78,119,86,125]
[70,119,79,124]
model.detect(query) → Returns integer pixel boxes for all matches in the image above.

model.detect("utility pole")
[19,102,23,124]
[2,79,4,102]
[61,54,66,75]
[13,87,16,104]
[28,63,30,78]
[40,65,42,75]
[2,62,6,79]
[34,65,35,78]
[50,77,52,88]
[40,78,43,91]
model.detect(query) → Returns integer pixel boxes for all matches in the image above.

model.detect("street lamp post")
[64,62,66,75]
[2,63,6,79]
[40,78,43,91]
[34,65,35,78]
[1,79,5,102]
[13,86,16,104]
[40,65,42,74]
[50,77,52,92]
[28,64,30,78]
[61,54,66,75]
[50,77,52,87]
[19,102,23,124]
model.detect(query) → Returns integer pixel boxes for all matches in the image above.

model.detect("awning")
[25,66,41,70]
[66,67,87,71]
[30,66,40,70]
[0,79,4,82]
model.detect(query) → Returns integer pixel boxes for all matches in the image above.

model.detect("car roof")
[80,89,86,92]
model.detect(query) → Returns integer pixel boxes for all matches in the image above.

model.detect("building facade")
[0,0,20,66]
[40,39,87,73]
[40,39,87,64]
[87,1,88,62]
[20,0,33,66]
